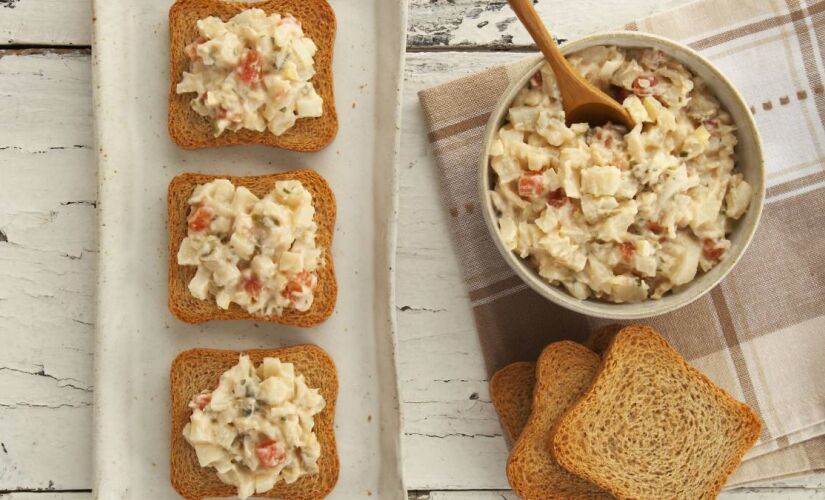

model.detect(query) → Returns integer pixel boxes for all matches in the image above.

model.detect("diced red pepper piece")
[242,275,263,299]
[281,280,303,302]
[193,392,211,411]
[236,49,263,86]
[518,173,545,199]
[703,239,724,261]
[256,440,287,468]
[187,204,213,232]
[620,241,636,262]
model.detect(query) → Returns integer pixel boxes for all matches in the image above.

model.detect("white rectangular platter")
[92,1,407,498]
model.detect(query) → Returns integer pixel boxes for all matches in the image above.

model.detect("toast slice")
[582,323,624,355]
[506,342,610,499]
[552,325,762,499]
[167,170,337,326]
[168,0,338,151]
[170,345,339,500]
[490,361,536,447]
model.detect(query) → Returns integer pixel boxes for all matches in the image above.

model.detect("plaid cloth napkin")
[418,0,825,487]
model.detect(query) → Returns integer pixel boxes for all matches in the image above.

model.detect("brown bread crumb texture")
[167,170,337,326]
[552,325,762,499]
[170,345,339,500]
[168,0,338,151]
[504,342,610,499]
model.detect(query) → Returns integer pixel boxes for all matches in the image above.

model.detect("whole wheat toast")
[505,342,610,499]
[167,170,337,326]
[168,0,338,151]
[488,324,623,446]
[552,325,762,499]
[170,345,339,500]
[490,361,536,447]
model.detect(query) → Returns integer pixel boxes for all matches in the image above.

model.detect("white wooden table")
[1,1,823,498]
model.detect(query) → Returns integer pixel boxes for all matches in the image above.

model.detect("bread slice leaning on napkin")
[489,361,536,447]
[502,342,610,499]
[552,325,762,499]
[489,323,624,445]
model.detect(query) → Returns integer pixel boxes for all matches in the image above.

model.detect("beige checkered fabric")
[418,0,825,487]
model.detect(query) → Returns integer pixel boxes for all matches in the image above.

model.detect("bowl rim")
[478,30,766,320]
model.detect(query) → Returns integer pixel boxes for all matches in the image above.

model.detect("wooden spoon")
[508,0,634,128]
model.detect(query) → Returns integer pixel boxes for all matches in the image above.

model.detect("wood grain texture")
[1,1,824,497]
[406,0,694,49]
[0,0,90,45]
[0,51,94,491]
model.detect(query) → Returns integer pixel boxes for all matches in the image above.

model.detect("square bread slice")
[168,0,338,151]
[552,325,762,499]
[505,342,610,499]
[167,170,337,326]
[170,345,339,500]
[490,361,536,447]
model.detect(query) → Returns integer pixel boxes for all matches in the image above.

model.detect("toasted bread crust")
[167,170,337,326]
[490,362,536,446]
[582,323,624,355]
[552,325,762,499]
[170,345,339,500]
[168,0,338,151]
[505,342,609,500]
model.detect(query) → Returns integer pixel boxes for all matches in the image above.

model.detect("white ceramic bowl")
[479,31,765,320]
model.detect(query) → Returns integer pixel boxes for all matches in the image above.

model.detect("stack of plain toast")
[491,324,762,499]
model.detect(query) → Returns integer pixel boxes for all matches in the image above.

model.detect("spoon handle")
[507,0,572,76]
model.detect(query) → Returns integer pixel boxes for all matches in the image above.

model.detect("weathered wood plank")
[398,51,517,490]
[0,51,95,491]
[0,407,92,490]
[0,0,90,46]
[407,0,695,49]
[0,494,92,499]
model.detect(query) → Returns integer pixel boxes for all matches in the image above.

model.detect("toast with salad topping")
[170,345,339,499]
[168,0,338,151]
[167,170,337,326]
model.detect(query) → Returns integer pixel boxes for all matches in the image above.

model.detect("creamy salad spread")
[489,46,752,303]
[176,9,324,137]
[183,355,325,499]
[177,179,322,315]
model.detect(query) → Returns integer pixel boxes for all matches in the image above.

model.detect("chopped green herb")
[280,107,287,113]
[679,151,689,157]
